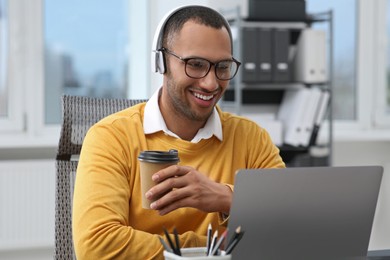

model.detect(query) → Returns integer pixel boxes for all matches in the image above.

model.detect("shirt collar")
[143,88,223,143]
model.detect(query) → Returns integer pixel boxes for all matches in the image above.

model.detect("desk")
[367,249,390,259]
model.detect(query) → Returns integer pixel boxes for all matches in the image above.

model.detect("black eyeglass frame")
[161,48,241,81]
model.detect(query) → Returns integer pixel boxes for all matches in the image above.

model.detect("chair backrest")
[55,95,147,260]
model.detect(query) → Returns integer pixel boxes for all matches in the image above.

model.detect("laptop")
[227,166,383,260]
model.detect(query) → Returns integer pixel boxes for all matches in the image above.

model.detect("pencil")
[211,228,228,256]
[173,227,181,256]
[208,230,218,256]
[225,226,241,250]
[158,236,172,253]
[225,230,245,254]
[206,223,212,255]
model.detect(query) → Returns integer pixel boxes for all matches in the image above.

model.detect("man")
[73,5,285,259]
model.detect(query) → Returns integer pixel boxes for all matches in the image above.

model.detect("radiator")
[0,159,55,250]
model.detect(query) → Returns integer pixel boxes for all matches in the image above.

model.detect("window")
[307,0,390,130]
[44,0,130,124]
[43,0,149,125]
[0,0,148,146]
[307,0,357,120]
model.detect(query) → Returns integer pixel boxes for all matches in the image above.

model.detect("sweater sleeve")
[247,123,286,169]
[72,122,206,259]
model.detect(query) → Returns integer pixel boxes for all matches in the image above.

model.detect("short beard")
[166,75,214,123]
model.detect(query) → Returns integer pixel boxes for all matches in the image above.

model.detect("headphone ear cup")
[152,6,189,74]
[156,51,166,74]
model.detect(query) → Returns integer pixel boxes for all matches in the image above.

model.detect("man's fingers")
[154,192,196,215]
[150,185,193,211]
[153,165,192,182]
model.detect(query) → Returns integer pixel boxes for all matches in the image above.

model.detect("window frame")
[0,0,25,133]
[373,0,390,127]
[0,0,53,147]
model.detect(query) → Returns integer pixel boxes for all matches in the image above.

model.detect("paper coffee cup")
[138,150,180,209]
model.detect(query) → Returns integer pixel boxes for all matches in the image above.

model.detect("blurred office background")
[0,0,389,259]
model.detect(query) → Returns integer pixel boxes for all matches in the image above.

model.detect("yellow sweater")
[73,103,285,259]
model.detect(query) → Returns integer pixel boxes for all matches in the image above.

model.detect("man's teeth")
[194,92,213,101]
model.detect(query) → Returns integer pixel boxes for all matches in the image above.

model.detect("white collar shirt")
[143,88,223,143]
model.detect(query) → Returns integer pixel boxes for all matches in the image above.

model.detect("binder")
[242,27,259,83]
[309,90,330,146]
[299,87,323,147]
[293,29,327,83]
[242,28,272,82]
[257,29,272,82]
[277,88,311,147]
[272,29,291,82]
[247,0,307,22]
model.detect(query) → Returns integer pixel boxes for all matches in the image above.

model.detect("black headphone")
[151,5,232,74]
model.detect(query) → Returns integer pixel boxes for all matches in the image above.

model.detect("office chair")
[55,95,147,260]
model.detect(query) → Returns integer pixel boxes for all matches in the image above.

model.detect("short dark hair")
[162,6,232,51]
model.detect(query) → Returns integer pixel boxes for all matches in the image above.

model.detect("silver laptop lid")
[228,166,383,260]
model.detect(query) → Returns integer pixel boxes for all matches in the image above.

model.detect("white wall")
[0,160,55,259]
[333,140,390,250]
[0,247,53,260]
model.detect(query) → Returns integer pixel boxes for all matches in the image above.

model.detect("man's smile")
[193,92,214,101]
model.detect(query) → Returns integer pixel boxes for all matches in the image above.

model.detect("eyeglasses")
[161,48,241,81]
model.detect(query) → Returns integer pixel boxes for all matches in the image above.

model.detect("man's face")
[162,21,232,123]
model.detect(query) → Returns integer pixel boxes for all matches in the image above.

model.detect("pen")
[225,230,245,255]
[208,230,218,256]
[163,227,178,255]
[211,229,228,256]
[173,227,181,256]
[206,223,212,255]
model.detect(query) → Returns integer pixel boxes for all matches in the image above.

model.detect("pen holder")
[164,247,231,260]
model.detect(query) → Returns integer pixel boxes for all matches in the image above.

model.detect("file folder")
[277,88,311,147]
[257,29,273,82]
[293,29,327,83]
[242,28,272,82]
[299,87,322,147]
[242,27,259,83]
[247,0,307,21]
[272,29,291,82]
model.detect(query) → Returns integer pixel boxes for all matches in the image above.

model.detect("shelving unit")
[220,7,333,167]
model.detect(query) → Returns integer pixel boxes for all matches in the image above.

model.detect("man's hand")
[145,165,232,216]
